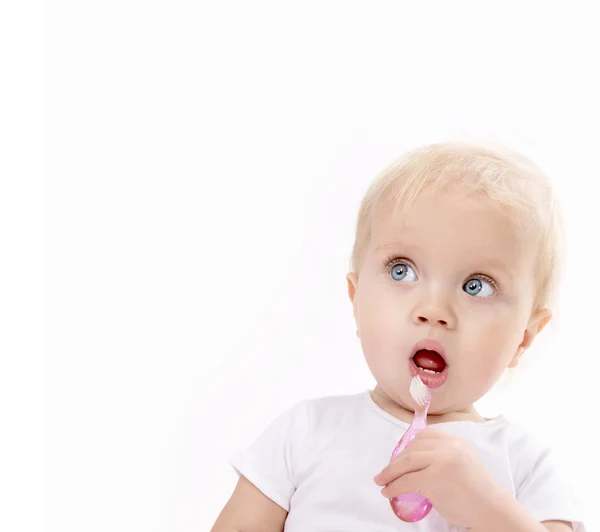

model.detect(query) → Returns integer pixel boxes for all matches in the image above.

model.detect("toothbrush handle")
[389,420,433,522]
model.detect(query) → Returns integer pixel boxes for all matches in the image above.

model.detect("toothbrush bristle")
[409,375,431,406]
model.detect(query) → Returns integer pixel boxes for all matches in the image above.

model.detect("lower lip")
[409,358,448,389]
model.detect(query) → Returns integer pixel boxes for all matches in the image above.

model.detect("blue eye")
[463,278,495,297]
[390,262,417,282]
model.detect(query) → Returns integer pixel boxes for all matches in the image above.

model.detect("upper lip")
[410,338,448,363]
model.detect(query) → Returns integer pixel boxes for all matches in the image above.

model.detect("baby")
[211,143,585,531]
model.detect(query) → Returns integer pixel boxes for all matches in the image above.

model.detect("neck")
[371,385,486,424]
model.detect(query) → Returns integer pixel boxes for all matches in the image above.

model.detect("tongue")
[414,349,447,372]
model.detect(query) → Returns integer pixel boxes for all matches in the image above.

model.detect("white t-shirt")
[230,391,586,532]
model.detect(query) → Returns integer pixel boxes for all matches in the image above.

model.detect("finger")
[412,427,447,440]
[380,471,428,499]
[374,450,433,486]
[398,437,439,453]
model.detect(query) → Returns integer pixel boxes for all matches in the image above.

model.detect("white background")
[23,1,600,531]
[1,2,43,532]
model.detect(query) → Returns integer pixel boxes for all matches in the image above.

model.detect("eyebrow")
[474,260,515,279]
[374,241,425,255]
[375,242,422,252]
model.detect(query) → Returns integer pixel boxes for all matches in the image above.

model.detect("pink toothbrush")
[389,375,433,522]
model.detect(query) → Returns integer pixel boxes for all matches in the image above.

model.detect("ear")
[346,272,359,336]
[508,307,552,368]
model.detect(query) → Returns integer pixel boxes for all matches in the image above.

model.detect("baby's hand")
[374,428,511,528]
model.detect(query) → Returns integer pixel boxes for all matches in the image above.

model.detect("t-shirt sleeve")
[516,445,586,531]
[228,400,311,512]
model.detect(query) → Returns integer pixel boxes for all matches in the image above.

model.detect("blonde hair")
[350,142,565,311]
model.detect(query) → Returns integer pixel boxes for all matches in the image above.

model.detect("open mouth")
[413,349,447,374]
[409,340,449,388]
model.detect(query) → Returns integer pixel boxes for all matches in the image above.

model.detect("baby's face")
[347,190,550,416]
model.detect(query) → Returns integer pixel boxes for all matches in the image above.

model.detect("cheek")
[487,311,525,349]
[356,296,400,361]
[463,306,523,354]
[358,300,405,341]
[356,286,391,330]
[461,311,524,371]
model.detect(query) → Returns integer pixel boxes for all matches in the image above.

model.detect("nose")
[411,293,457,329]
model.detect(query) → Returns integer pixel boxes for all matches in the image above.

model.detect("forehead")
[369,191,537,271]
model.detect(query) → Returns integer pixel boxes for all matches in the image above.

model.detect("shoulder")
[256,391,367,442]
[452,415,558,491]
[490,417,577,498]
[230,392,368,487]
[301,391,366,422]
[474,415,548,454]
[492,417,552,462]
[492,418,585,527]
[278,391,367,439]
[483,416,552,466]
